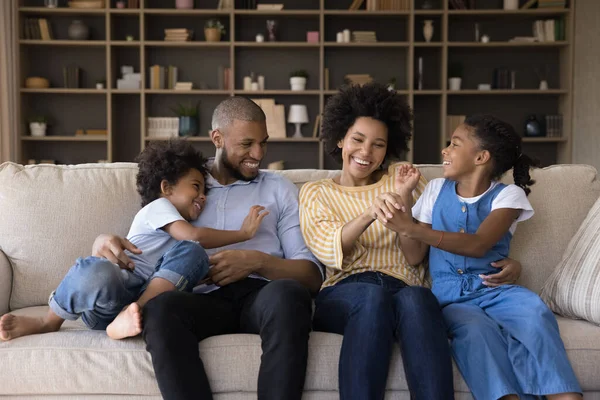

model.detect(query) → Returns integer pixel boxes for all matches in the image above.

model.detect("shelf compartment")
[21,135,107,141]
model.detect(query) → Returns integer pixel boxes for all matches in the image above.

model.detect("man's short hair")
[211,97,266,131]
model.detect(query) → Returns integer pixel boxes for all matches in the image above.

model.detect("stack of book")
[256,4,283,10]
[174,82,193,91]
[147,117,178,138]
[164,29,193,42]
[365,0,410,10]
[352,31,377,43]
[344,74,373,86]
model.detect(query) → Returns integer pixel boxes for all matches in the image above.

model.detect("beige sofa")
[1,161,599,399]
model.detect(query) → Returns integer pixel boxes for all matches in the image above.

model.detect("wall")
[572,0,600,170]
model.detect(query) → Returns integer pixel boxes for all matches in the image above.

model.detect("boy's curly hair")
[321,82,413,165]
[135,139,208,207]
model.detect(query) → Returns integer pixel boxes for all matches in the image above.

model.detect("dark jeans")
[142,278,313,400]
[313,271,454,400]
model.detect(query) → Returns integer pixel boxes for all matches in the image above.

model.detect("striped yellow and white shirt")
[299,162,428,289]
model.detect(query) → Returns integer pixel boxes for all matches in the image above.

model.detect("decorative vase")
[290,77,307,91]
[524,115,543,137]
[204,28,221,42]
[503,0,519,10]
[448,77,462,91]
[30,123,47,137]
[423,20,434,43]
[178,116,198,137]
[175,0,194,9]
[68,20,89,40]
[539,80,549,90]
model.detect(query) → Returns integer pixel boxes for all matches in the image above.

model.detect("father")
[92,97,323,400]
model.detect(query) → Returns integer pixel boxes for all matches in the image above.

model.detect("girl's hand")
[395,164,421,198]
[480,258,522,287]
[381,202,414,235]
[367,192,405,223]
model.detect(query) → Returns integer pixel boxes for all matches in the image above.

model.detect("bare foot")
[106,303,142,340]
[0,313,62,341]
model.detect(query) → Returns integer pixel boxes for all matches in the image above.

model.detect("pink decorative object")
[116,1,125,8]
[306,31,319,43]
[175,0,193,9]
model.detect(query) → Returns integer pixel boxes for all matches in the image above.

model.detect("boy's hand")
[395,164,421,199]
[240,205,269,240]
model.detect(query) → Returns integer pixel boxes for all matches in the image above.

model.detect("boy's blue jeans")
[313,271,454,400]
[48,240,209,330]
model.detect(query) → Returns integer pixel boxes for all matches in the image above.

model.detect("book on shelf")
[251,98,286,138]
[23,18,54,40]
[174,82,193,91]
[312,114,321,138]
[348,0,364,10]
[521,0,537,8]
[545,114,563,137]
[532,18,565,42]
[63,65,80,88]
[446,115,466,142]
[537,0,566,8]
[164,29,193,42]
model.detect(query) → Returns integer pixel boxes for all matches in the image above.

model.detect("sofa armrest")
[0,250,12,315]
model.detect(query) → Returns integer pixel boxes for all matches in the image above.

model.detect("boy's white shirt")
[412,178,534,235]
[126,197,185,280]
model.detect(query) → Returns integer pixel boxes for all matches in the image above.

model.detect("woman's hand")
[366,192,406,223]
[480,258,522,287]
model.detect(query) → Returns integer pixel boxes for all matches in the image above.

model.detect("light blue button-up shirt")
[192,164,321,293]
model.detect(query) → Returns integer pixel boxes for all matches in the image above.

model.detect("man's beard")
[222,146,259,182]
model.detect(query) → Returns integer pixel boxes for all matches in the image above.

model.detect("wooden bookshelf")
[16,0,575,168]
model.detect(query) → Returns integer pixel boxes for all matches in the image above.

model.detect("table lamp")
[288,104,309,138]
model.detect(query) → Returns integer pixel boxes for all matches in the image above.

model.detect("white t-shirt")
[126,197,185,280]
[412,178,534,235]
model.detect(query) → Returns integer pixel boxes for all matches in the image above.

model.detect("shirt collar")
[205,157,263,189]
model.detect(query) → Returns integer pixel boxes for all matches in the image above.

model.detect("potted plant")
[448,62,463,91]
[95,79,105,89]
[204,19,225,42]
[289,70,309,91]
[171,101,200,137]
[29,116,48,137]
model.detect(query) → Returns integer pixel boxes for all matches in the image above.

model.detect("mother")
[299,83,522,399]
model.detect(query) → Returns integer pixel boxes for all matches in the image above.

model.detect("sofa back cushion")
[0,162,141,310]
[0,162,598,309]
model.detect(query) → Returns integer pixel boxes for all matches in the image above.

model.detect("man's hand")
[91,234,142,271]
[207,250,262,287]
[480,258,522,287]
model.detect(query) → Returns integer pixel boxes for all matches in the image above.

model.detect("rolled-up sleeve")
[299,182,367,271]
[275,177,323,279]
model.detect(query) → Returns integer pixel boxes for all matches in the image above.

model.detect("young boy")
[0,139,268,341]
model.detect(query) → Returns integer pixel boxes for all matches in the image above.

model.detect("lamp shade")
[287,104,309,124]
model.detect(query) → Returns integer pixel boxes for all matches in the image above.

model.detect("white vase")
[539,80,549,90]
[448,77,462,91]
[290,77,307,91]
[30,122,47,137]
[503,0,518,9]
[423,20,434,43]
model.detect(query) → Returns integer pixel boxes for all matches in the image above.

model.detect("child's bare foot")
[0,313,62,341]
[106,303,142,340]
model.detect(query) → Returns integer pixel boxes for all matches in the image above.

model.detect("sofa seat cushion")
[2,308,599,396]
